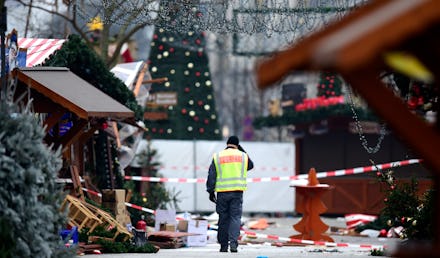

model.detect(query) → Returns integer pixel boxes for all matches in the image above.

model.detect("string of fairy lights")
[74,0,369,55]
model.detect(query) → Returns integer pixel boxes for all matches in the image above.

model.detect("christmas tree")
[0,83,74,258]
[317,71,343,98]
[146,4,221,140]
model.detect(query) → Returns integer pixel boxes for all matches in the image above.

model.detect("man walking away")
[206,136,254,253]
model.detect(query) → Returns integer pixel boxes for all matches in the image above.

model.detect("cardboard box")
[186,220,208,247]
[154,209,176,232]
[159,223,176,232]
[177,220,189,232]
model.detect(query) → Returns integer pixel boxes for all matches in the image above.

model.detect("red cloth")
[121,48,133,63]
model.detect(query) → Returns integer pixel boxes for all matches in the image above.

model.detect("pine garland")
[42,34,143,120]
[253,104,378,129]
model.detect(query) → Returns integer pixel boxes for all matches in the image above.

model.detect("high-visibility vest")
[213,148,248,192]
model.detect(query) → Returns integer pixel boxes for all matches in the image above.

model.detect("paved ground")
[79,216,403,257]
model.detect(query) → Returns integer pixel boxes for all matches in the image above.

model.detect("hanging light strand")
[346,85,387,154]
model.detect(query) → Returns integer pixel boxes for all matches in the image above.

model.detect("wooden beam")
[133,62,149,97]
[59,119,88,152]
[314,0,440,72]
[78,122,102,146]
[42,109,67,133]
[142,77,168,85]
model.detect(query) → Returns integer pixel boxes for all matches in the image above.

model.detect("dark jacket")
[206,146,254,194]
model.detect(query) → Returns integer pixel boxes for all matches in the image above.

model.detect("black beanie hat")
[227,136,239,146]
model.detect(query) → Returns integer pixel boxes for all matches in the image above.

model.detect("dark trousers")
[216,191,243,249]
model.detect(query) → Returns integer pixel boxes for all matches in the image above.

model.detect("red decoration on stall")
[101,122,108,130]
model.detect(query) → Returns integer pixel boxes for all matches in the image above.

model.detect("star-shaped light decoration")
[87,16,104,31]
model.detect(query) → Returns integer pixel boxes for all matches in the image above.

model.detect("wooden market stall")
[256,0,440,256]
[12,66,135,181]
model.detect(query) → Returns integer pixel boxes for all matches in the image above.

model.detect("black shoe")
[220,246,228,252]
[230,247,238,253]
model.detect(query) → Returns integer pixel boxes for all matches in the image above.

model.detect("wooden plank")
[70,165,85,201]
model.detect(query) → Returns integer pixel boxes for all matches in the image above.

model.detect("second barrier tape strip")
[81,187,386,250]
[124,158,422,183]
[208,224,387,250]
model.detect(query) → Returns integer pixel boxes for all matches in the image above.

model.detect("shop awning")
[18,38,65,67]
[13,67,135,151]
[15,67,134,119]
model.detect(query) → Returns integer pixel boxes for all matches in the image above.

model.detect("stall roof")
[15,67,134,120]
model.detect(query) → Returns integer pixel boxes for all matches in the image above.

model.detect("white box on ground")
[187,220,208,247]
[154,209,177,232]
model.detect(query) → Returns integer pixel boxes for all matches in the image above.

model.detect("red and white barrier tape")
[208,224,386,250]
[124,202,155,214]
[159,165,291,172]
[345,214,378,230]
[124,159,422,183]
[82,188,102,197]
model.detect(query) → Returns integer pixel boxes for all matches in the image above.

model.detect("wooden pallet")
[61,195,102,233]
[81,200,133,242]
[62,195,132,242]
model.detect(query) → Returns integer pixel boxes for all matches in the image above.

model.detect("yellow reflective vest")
[213,148,249,192]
